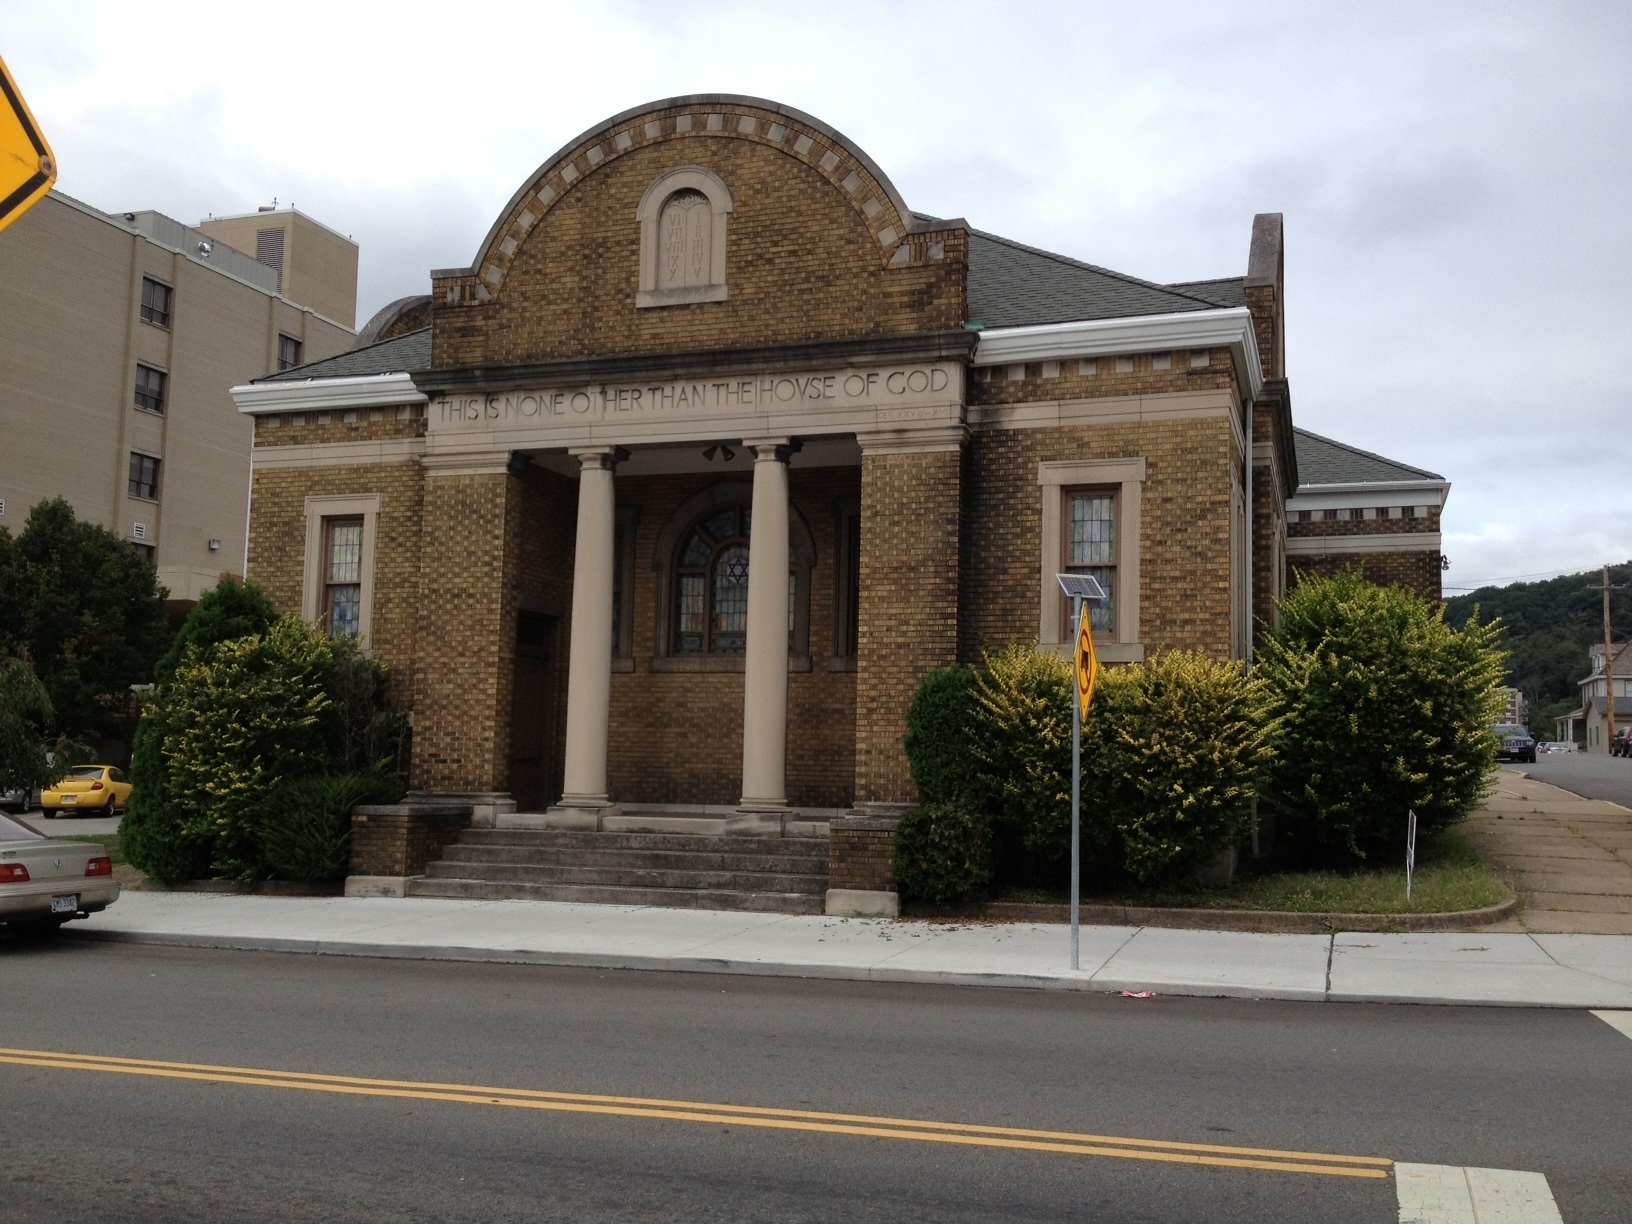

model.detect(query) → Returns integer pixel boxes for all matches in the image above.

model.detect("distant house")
[1556,641,1632,752]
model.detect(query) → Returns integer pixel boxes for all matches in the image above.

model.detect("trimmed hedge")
[259,772,405,884]
[903,665,979,804]
[1259,570,1506,862]
[892,800,993,907]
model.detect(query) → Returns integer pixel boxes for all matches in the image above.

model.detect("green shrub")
[1082,650,1276,884]
[122,704,211,884]
[892,800,994,907]
[1258,570,1506,863]
[161,618,339,881]
[904,665,980,804]
[153,576,279,686]
[966,643,1082,868]
[0,658,61,796]
[259,772,405,883]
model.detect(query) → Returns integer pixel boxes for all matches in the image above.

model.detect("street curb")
[979,897,1519,933]
[59,924,1595,1009]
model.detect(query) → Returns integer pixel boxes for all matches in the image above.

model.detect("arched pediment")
[436,95,923,305]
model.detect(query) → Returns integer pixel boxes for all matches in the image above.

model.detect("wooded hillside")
[1443,562,1632,735]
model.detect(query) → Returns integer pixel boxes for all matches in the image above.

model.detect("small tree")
[161,618,338,880]
[125,577,282,882]
[0,659,64,796]
[0,498,171,742]
[1258,570,1506,862]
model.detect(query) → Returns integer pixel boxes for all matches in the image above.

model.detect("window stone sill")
[636,284,728,309]
[649,655,813,673]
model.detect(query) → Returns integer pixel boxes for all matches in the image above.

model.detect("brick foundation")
[828,817,899,892]
[349,803,473,878]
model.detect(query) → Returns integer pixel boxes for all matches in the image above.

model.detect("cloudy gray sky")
[6,0,1628,593]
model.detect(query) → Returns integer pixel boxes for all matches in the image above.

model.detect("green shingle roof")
[964,228,1237,328]
[261,327,430,382]
[1293,428,1444,485]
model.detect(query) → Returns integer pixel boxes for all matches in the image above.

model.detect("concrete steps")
[406,827,830,914]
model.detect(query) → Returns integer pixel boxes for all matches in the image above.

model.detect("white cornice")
[232,373,428,415]
[1289,480,1450,512]
[1286,532,1442,555]
[972,307,1264,402]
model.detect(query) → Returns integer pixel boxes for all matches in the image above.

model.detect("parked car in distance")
[40,765,132,817]
[0,785,32,814]
[0,811,119,936]
[1537,741,1576,755]
[1492,724,1537,764]
[1613,729,1631,758]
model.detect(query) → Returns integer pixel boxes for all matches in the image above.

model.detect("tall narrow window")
[277,334,303,371]
[671,505,799,656]
[134,364,167,414]
[127,452,161,501]
[833,502,861,658]
[1064,489,1116,635]
[322,516,364,638]
[140,277,171,327]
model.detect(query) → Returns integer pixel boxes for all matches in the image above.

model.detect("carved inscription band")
[433,364,954,429]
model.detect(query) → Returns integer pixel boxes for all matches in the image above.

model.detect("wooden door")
[509,612,560,811]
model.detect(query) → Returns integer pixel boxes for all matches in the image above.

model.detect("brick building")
[232,96,1447,906]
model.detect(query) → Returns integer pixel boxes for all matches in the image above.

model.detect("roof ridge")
[967,227,1226,312]
[1293,427,1444,482]
[262,325,430,382]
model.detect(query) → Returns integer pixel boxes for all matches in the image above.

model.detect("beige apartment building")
[0,191,355,614]
[199,207,360,330]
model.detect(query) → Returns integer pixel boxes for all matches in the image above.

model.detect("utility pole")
[1589,565,1627,752]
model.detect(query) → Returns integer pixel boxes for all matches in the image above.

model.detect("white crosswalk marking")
[1396,1164,1564,1223]
[1590,1010,1632,1042]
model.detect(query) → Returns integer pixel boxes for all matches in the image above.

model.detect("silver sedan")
[0,811,120,936]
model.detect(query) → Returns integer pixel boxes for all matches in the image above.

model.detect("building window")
[833,499,861,659]
[131,542,155,565]
[611,510,639,660]
[127,452,160,501]
[1063,489,1116,635]
[139,277,171,327]
[1037,456,1145,662]
[302,494,379,646]
[277,334,303,371]
[134,364,166,414]
[321,517,364,638]
[675,507,754,654]
[636,167,733,308]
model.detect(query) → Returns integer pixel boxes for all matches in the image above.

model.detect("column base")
[527,801,620,831]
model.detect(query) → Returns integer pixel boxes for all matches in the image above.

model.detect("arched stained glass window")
[673,506,796,655]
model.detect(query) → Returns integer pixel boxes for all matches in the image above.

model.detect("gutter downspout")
[1245,394,1259,859]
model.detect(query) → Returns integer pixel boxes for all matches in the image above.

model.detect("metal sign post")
[1405,809,1418,902]
[1057,573,1106,971]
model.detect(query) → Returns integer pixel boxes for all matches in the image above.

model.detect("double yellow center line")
[0,1046,1391,1179]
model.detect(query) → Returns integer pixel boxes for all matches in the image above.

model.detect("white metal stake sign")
[1405,809,1418,902]
[1057,573,1106,971]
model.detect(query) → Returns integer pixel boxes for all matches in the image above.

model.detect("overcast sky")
[6,1,1628,593]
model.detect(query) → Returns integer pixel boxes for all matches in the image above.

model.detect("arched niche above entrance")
[650,481,816,664]
[636,166,733,308]
[436,95,930,310]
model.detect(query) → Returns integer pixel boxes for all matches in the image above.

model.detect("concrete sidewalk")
[1465,769,1632,934]
[61,891,1632,1009]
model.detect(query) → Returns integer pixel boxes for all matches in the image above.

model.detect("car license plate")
[50,895,78,914]
[61,795,77,805]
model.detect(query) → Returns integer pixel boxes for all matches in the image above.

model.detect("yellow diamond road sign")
[0,56,56,236]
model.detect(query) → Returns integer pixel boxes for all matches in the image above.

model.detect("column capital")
[742,436,801,463]
[568,445,630,472]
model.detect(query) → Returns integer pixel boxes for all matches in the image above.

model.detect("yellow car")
[41,765,132,817]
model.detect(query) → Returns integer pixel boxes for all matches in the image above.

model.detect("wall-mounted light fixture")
[208,538,221,552]
[702,445,736,462]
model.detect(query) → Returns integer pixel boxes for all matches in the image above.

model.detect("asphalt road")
[1514,756,1632,809]
[2,942,1629,1222]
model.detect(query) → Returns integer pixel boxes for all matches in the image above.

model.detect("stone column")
[544,446,624,829]
[738,438,794,813]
